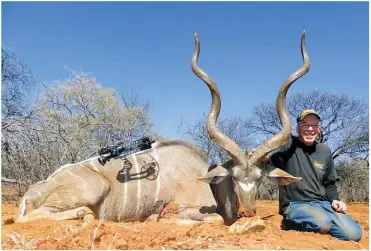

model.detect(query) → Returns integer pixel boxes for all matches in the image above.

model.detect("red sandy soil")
[1,187,369,250]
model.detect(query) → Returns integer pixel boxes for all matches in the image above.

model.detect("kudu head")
[192,32,310,218]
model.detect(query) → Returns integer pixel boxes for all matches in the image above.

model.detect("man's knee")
[343,223,362,242]
[330,213,363,241]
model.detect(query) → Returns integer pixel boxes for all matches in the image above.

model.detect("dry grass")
[8,231,38,250]
[91,214,105,250]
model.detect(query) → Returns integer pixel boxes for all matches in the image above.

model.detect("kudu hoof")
[81,214,95,228]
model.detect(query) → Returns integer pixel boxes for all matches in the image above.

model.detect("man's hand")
[332,200,347,213]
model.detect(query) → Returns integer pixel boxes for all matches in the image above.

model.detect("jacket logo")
[313,161,324,169]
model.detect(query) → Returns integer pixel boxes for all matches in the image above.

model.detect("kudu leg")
[154,201,224,226]
[16,206,95,227]
[145,210,219,226]
[180,207,224,225]
[157,214,224,227]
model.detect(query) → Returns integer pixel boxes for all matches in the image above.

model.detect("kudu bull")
[15,32,310,227]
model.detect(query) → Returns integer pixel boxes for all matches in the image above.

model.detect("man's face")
[296,114,320,146]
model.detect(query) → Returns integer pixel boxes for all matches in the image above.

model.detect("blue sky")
[2,1,369,140]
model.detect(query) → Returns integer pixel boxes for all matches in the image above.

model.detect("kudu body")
[16,32,310,226]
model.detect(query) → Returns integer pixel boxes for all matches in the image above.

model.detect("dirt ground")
[1,186,369,250]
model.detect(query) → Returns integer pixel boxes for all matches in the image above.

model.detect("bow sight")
[98,137,154,165]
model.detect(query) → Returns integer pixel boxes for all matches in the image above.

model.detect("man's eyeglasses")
[298,123,320,130]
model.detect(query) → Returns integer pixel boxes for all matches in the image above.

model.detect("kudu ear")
[267,168,302,186]
[198,165,230,184]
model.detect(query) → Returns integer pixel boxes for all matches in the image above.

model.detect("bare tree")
[336,159,369,202]
[120,90,152,141]
[1,71,154,185]
[1,48,34,119]
[256,176,279,200]
[247,89,368,161]
[1,48,36,190]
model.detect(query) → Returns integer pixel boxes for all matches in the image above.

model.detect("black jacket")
[269,135,339,215]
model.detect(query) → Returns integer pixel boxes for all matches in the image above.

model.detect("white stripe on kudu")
[151,149,161,202]
[122,161,129,218]
[132,154,141,216]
